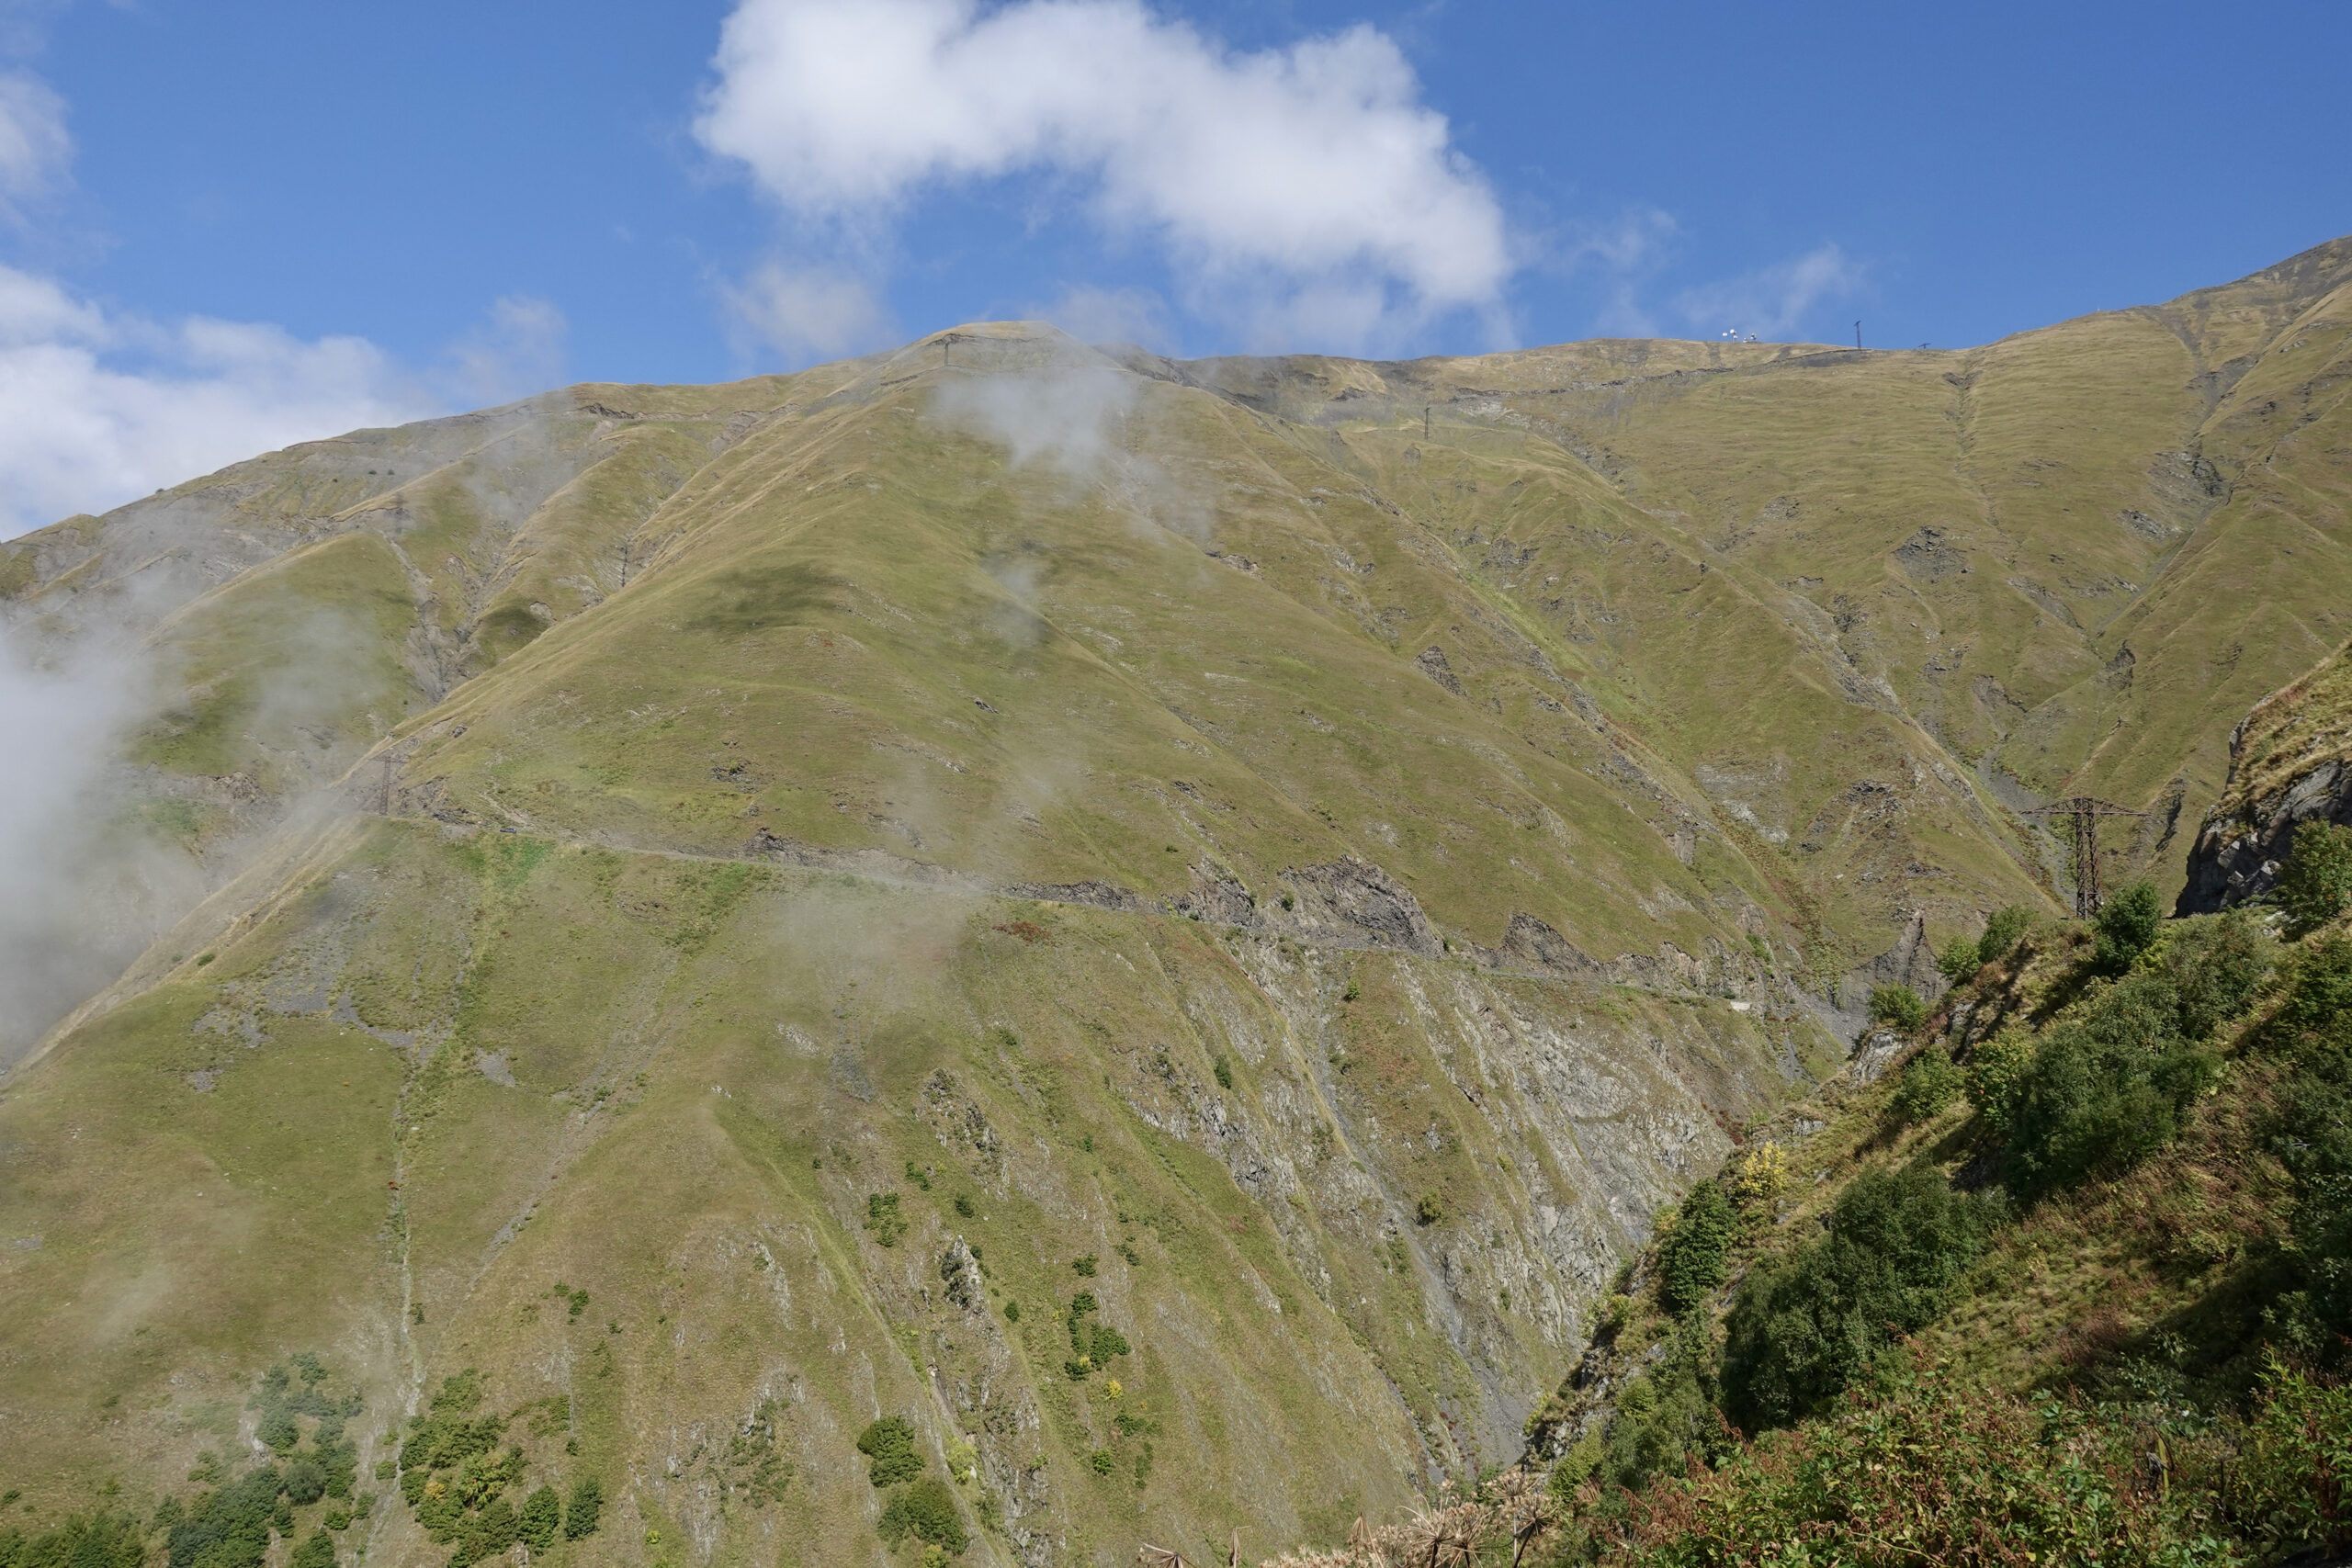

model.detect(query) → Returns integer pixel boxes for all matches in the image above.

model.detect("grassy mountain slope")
[3,240,2350,1568]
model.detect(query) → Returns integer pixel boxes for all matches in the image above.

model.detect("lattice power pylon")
[2030,795,2145,918]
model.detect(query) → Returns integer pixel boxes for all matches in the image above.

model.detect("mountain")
[1,235,2347,1568]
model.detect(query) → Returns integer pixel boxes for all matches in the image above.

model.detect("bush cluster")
[1886,1046,1962,1125]
[1865,985,1926,1034]
[2260,935,2352,1344]
[876,1478,967,1553]
[1655,1180,1735,1317]
[1721,1166,1998,1432]
[2274,818,2352,938]
[396,1371,598,1562]
[1592,1362,2349,1567]
[1997,973,2221,1199]
[866,1192,908,1247]
[855,1416,926,1486]
[1063,1292,1131,1380]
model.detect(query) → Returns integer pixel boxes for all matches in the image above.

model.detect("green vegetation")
[1976,906,2031,967]
[2092,880,2165,973]
[561,1478,601,1541]
[1577,1362,2348,1566]
[1655,1180,1734,1316]
[2275,819,2352,937]
[1864,985,1925,1034]
[1063,1292,1131,1380]
[855,1417,925,1486]
[1885,1047,1962,1126]
[1720,1167,1997,1431]
[876,1477,966,1553]
[866,1191,908,1247]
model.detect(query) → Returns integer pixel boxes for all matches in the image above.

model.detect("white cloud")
[1552,206,1679,337]
[1675,243,1864,342]
[695,0,1512,353]
[448,293,570,406]
[0,68,66,209]
[1038,283,1170,349]
[0,264,438,538]
[719,259,897,364]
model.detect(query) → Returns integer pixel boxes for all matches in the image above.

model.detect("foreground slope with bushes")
[1489,826,2352,1561]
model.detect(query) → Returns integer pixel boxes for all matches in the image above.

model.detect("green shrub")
[282,1459,325,1506]
[2162,908,2275,1039]
[561,1477,602,1540]
[1977,905,2031,967]
[2237,1358,2352,1561]
[1071,1254,1096,1277]
[2267,933,2352,1061]
[2274,819,2352,939]
[1090,1448,1115,1476]
[1657,1179,1736,1316]
[1963,1030,2034,1134]
[1866,985,1927,1034]
[1213,1055,1234,1089]
[1416,1192,1444,1226]
[1594,1318,1731,1492]
[876,1477,966,1552]
[1722,1166,1996,1431]
[2264,938,2352,1339]
[1887,1047,1962,1125]
[2092,880,2164,973]
[953,1193,975,1218]
[2004,974,2217,1199]
[1935,937,1982,982]
[856,1416,925,1485]
[517,1487,560,1551]
[865,1192,907,1247]
[1601,1372,2221,1566]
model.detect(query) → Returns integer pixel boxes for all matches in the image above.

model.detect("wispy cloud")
[0,271,583,538]
[695,0,1513,355]
[718,258,897,365]
[1674,242,1865,342]
[449,293,570,407]
[0,67,65,214]
[1550,206,1679,337]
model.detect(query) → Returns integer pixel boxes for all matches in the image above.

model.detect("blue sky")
[0,0,2346,532]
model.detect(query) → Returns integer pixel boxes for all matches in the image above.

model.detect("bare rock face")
[2180,756,2352,913]
[1278,855,1442,954]
[2179,646,2352,915]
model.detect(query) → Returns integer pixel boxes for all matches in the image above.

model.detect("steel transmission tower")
[2030,796,2145,918]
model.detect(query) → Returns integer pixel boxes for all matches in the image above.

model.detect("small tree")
[1936,937,1983,982]
[518,1486,561,1551]
[1889,1046,1963,1125]
[2274,819,2352,938]
[1868,984,1928,1034]
[562,1476,603,1540]
[1977,906,2031,966]
[1657,1179,1736,1315]
[2093,880,2164,973]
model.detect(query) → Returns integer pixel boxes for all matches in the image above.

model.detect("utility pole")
[2030,796,2145,917]
[1854,321,1862,352]
[1423,405,1431,440]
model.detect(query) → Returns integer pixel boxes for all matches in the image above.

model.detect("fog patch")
[932,367,1217,544]
[0,632,195,1066]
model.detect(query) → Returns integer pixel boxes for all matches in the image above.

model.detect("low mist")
[0,633,198,1066]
